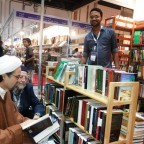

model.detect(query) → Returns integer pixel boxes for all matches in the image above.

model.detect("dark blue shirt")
[83,26,118,68]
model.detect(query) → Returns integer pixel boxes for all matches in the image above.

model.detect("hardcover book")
[22,114,60,144]
[100,110,123,144]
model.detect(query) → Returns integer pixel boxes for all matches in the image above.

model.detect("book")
[87,65,103,92]
[22,114,60,144]
[100,110,123,144]
[116,72,136,101]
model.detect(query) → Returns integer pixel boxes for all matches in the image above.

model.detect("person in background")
[22,38,35,81]
[0,55,34,144]
[11,65,45,120]
[0,38,4,57]
[72,48,80,58]
[81,8,119,68]
[10,45,17,56]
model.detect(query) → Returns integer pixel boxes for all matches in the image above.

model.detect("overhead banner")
[72,21,92,29]
[14,10,91,30]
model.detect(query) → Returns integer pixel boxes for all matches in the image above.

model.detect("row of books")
[53,60,79,83]
[63,94,123,142]
[129,64,144,80]
[133,31,144,44]
[129,48,144,62]
[63,119,99,144]
[75,65,136,100]
[52,62,137,100]
[44,83,124,143]
[44,83,64,112]
[121,112,144,144]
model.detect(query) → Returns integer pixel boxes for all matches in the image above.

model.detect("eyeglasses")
[19,75,28,81]
[12,75,21,80]
[90,15,100,19]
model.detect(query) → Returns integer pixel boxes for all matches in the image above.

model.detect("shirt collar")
[91,25,104,32]
[0,87,7,100]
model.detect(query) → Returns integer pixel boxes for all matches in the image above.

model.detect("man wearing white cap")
[0,55,34,144]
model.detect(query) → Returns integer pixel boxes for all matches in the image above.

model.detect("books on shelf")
[44,62,139,144]
[22,114,60,144]
[121,112,144,144]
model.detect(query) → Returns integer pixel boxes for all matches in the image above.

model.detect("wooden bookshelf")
[45,65,139,144]
[46,76,64,86]
[105,16,134,71]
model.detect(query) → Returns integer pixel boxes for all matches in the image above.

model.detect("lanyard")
[92,31,100,42]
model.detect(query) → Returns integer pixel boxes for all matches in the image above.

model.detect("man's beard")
[12,84,26,95]
[17,84,26,90]
[90,20,100,27]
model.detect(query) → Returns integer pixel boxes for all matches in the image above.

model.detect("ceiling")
[13,0,126,12]
[19,0,95,11]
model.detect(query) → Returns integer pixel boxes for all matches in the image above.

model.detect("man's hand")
[33,115,40,120]
[20,119,35,129]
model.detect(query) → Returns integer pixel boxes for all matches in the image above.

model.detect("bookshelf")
[105,16,134,71]
[130,21,144,111]
[45,66,139,144]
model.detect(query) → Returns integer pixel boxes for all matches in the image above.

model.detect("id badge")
[90,52,97,62]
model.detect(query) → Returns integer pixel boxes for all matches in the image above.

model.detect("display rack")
[45,66,139,144]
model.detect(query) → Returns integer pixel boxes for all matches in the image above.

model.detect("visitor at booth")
[11,65,45,120]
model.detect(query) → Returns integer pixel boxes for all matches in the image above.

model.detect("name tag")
[90,52,97,62]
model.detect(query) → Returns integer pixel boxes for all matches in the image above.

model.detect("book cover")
[100,110,123,144]
[87,65,103,92]
[78,65,85,88]
[63,120,76,143]
[96,69,103,94]
[63,90,79,115]
[118,73,136,101]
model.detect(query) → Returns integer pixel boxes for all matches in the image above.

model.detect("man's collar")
[91,25,104,32]
[0,87,7,100]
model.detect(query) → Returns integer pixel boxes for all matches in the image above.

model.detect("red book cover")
[81,99,87,126]
[78,136,83,144]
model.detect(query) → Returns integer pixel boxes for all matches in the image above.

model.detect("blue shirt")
[83,26,118,68]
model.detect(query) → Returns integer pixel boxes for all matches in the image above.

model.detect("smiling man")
[11,66,45,120]
[0,55,34,144]
[81,8,119,69]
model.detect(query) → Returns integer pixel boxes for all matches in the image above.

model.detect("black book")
[91,104,106,137]
[72,96,88,122]
[63,90,79,114]
[63,120,76,144]
[100,110,123,144]
[48,83,63,103]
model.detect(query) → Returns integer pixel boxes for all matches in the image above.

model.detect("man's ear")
[2,74,7,80]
